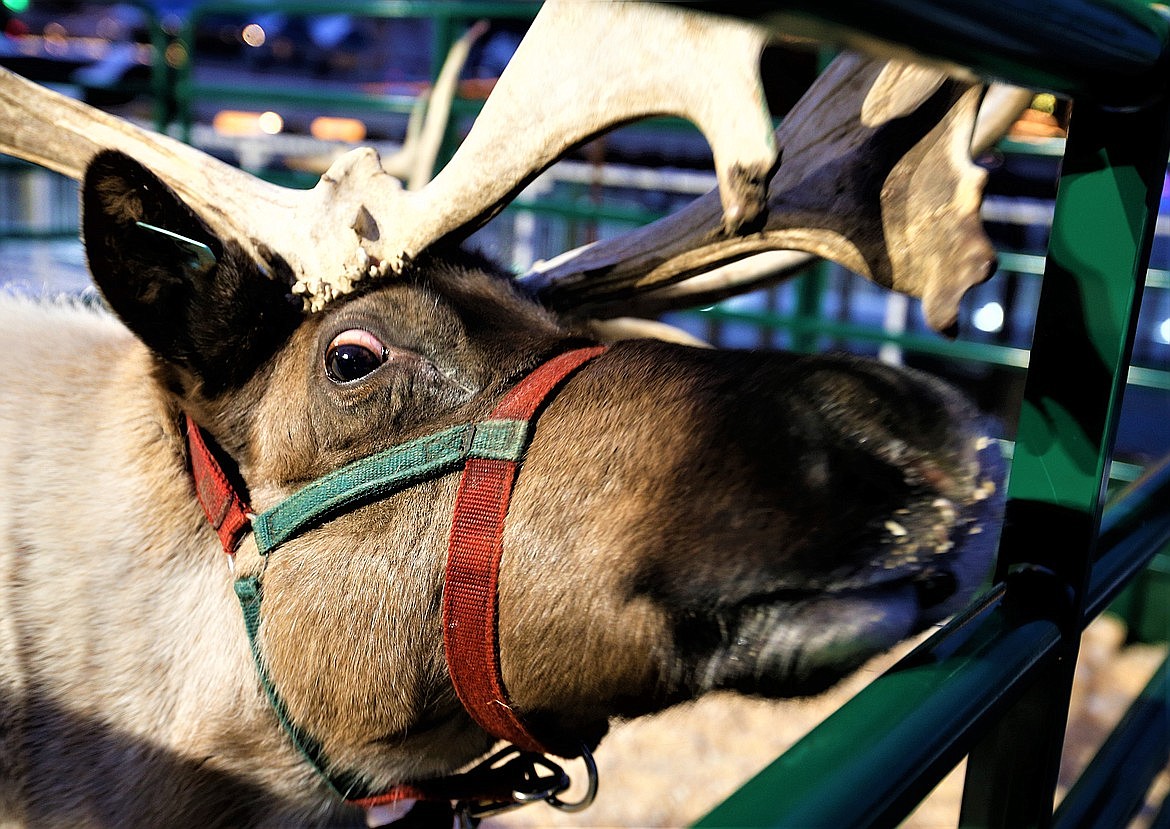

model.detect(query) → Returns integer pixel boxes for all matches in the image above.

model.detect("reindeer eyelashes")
[324,329,389,384]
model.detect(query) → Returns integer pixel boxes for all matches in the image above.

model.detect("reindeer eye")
[325,329,388,383]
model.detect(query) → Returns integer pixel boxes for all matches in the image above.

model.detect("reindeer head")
[75,144,1002,800]
[5,0,1014,813]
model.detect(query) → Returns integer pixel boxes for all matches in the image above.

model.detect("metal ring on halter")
[506,752,572,805]
[543,744,598,813]
[457,742,599,825]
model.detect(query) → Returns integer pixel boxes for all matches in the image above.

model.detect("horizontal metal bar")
[1126,364,1170,389]
[0,229,82,241]
[997,440,1147,485]
[508,198,667,226]
[1148,268,1170,289]
[530,158,717,196]
[185,84,484,118]
[705,0,1170,106]
[994,251,1048,275]
[1086,453,1170,620]
[188,0,538,23]
[689,307,1170,390]
[927,250,1170,290]
[1107,459,1149,483]
[1051,656,1169,829]
[694,306,1033,368]
[1101,451,1170,539]
[696,588,1062,828]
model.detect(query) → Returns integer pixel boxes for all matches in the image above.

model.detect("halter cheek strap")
[443,346,605,754]
[184,345,604,815]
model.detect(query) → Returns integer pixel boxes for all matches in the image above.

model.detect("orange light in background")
[212,110,283,136]
[213,110,284,137]
[214,110,261,136]
[241,23,265,47]
[310,116,367,143]
[164,41,187,69]
[213,110,258,136]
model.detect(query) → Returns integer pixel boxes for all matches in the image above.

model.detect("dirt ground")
[489,614,1168,828]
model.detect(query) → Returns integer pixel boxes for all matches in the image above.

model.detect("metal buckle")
[455,743,599,827]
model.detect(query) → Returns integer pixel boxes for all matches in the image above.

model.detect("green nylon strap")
[235,419,531,799]
[234,576,367,800]
[252,419,530,556]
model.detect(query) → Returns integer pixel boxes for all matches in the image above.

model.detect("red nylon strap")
[185,413,252,556]
[348,783,430,809]
[443,346,605,755]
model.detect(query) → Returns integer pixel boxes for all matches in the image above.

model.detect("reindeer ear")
[83,149,303,393]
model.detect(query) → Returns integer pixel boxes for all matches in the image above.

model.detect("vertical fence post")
[176,12,198,145]
[959,95,1170,828]
[429,11,462,174]
[791,264,828,353]
[146,5,171,133]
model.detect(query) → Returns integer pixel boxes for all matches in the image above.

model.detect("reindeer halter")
[185,346,604,823]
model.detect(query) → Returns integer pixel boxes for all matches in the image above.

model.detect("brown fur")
[0,153,1003,827]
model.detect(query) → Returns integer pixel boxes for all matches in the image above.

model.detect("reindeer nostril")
[913,570,958,609]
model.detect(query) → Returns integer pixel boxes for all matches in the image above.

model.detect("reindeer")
[0,3,1013,826]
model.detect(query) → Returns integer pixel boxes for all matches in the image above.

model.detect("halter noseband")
[186,345,605,821]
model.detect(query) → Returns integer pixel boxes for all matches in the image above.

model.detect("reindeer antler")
[540,80,1030,324]
[0,1,1021,329]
